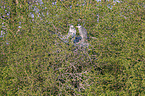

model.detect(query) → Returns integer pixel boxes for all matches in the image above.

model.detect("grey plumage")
[54,24,90,48]
[76,25,87,42]
[59,24,76,43]
[66,24,76,39]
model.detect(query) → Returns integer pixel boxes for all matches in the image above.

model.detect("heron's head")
[68,24,74,28]
[70,25,75,29]
[76,25,82,29]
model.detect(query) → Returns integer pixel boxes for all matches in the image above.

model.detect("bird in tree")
[76,25,87,42]
[59,24,76,43]
[66,24,76,39]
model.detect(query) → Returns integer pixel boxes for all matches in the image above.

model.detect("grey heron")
[76,25,87,42]
[59,24,76,43]
[66,24,76,39]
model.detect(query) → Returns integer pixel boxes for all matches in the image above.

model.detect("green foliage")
[1,0,145,95]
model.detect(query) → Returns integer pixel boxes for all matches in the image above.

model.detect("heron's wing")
[82,27,87,39]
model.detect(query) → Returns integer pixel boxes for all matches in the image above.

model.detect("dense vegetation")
[1,0,145,95]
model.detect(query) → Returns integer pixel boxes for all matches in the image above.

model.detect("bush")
[1,0,145,95]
